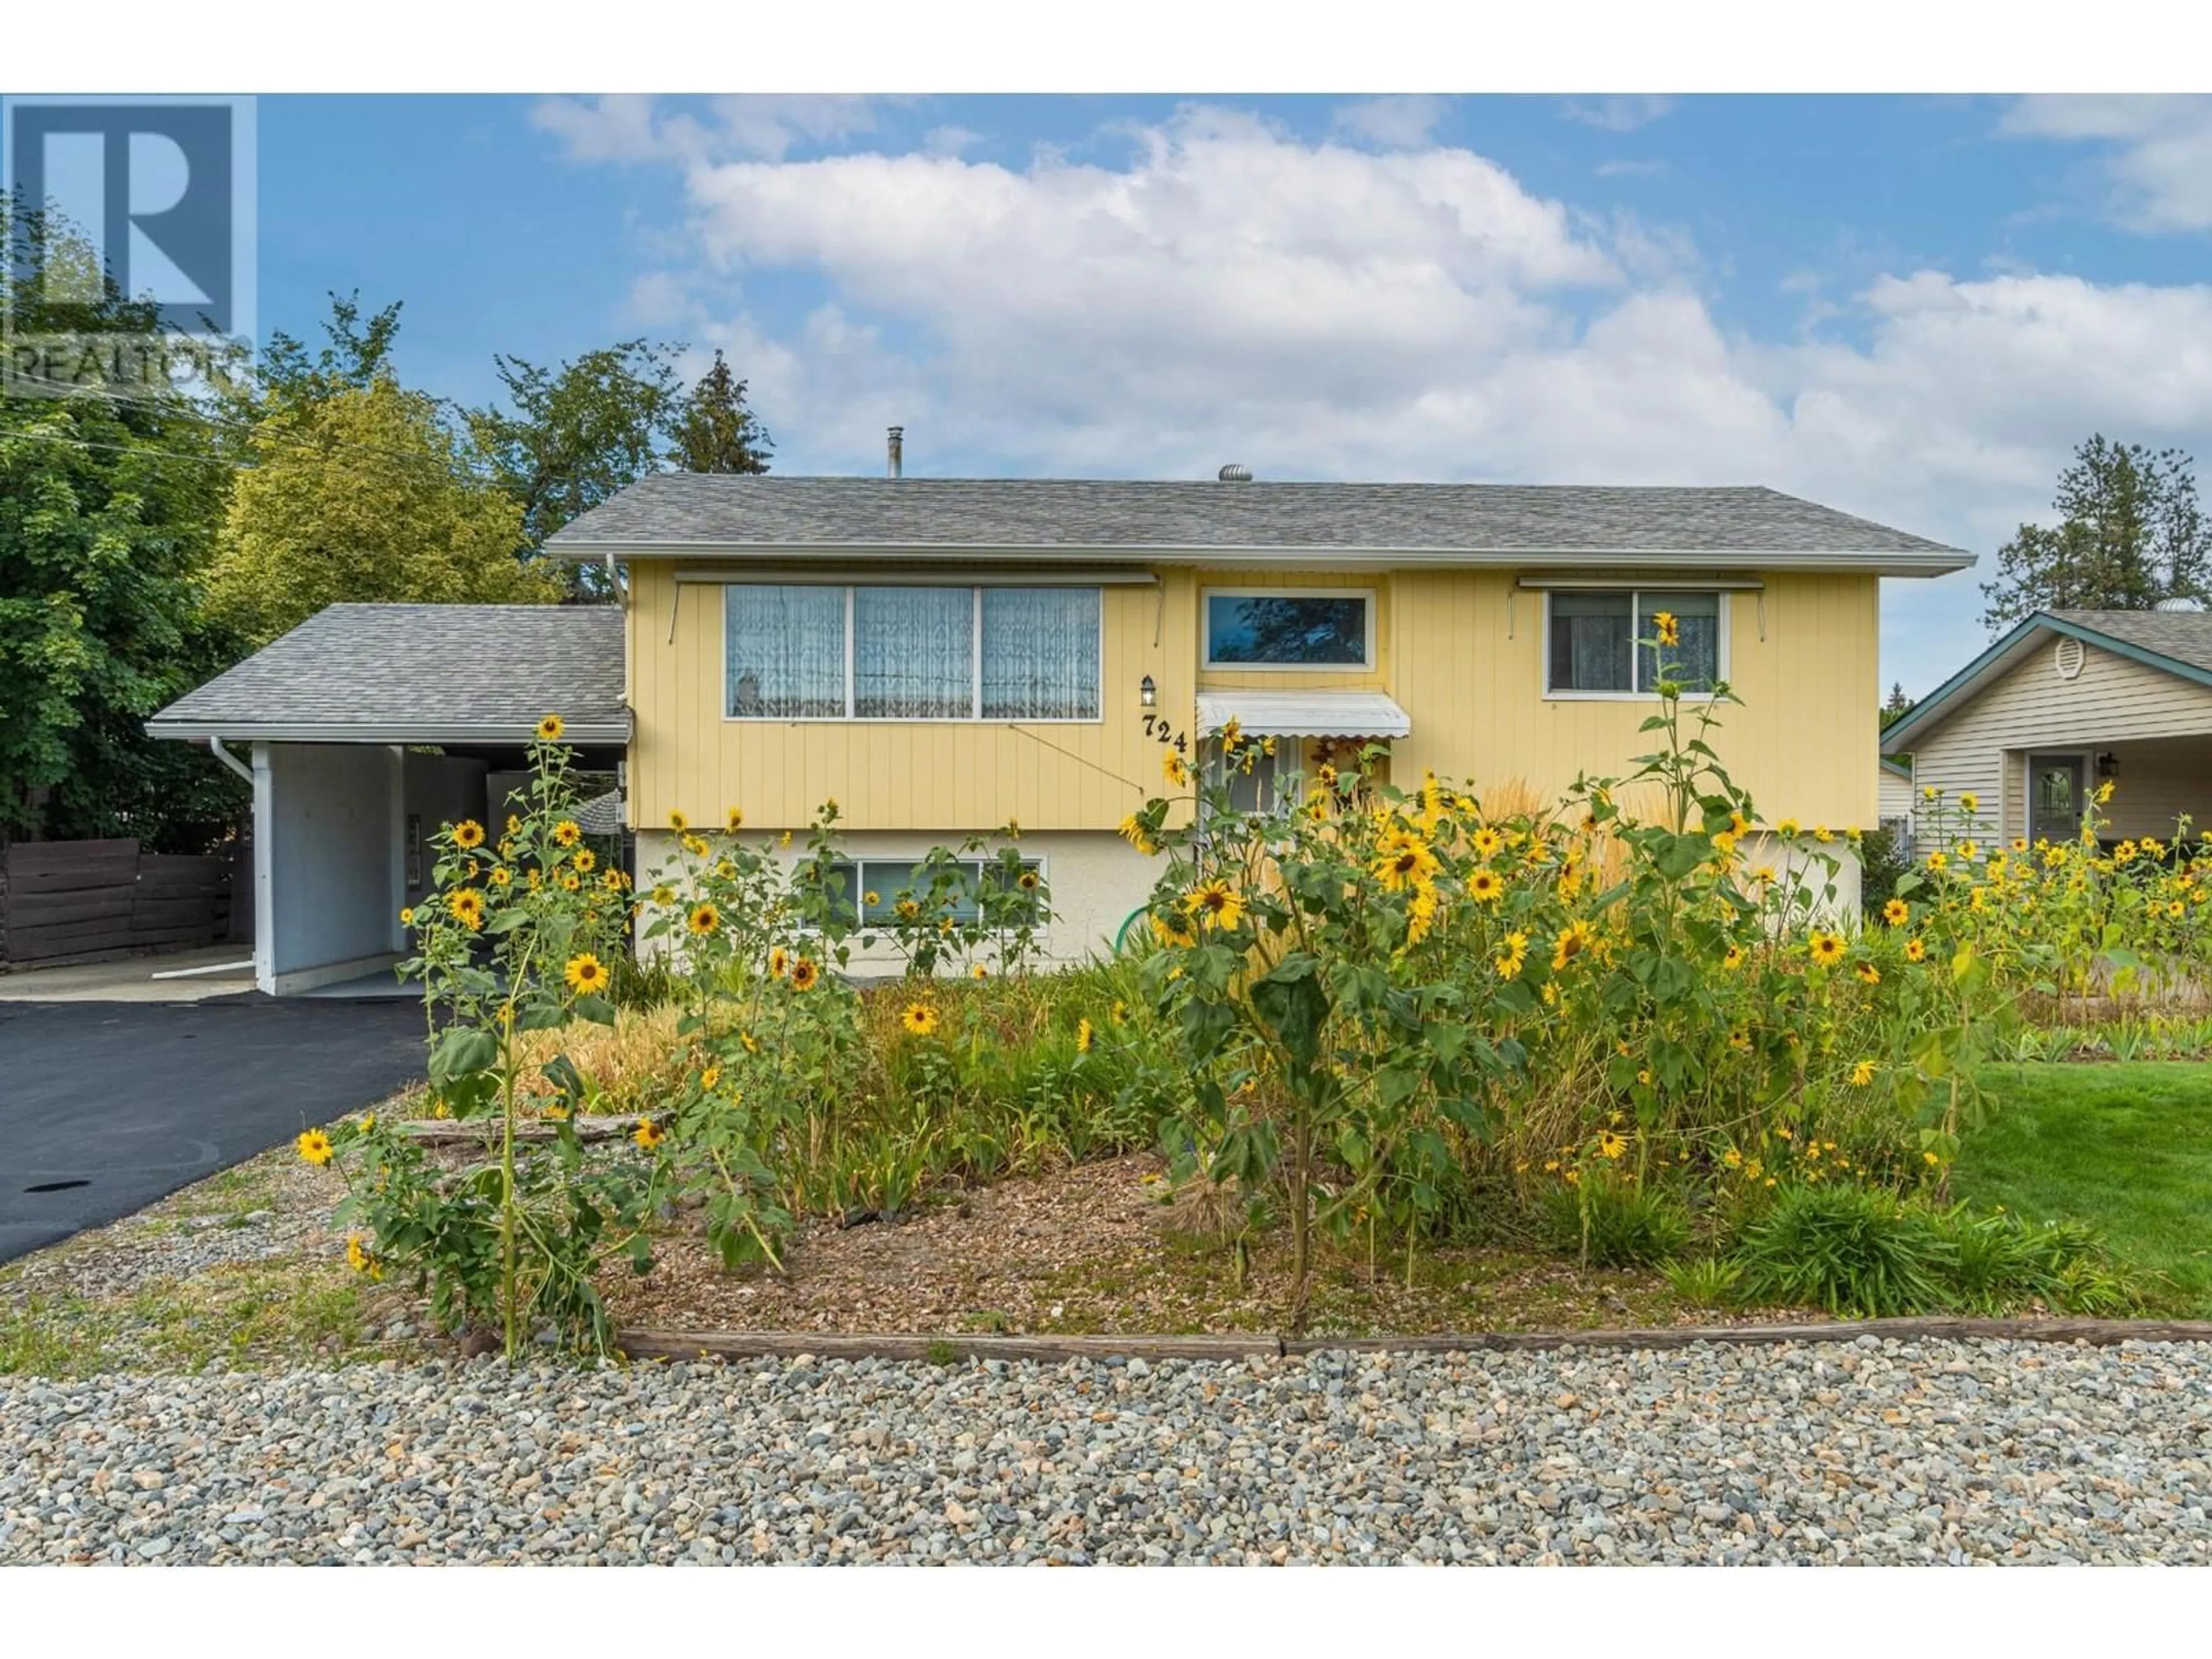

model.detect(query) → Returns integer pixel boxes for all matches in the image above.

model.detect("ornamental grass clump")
[316,719,657,1359]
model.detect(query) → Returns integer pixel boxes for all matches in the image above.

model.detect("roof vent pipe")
[887,426,904,479]
[1218,463,1251,482]
[2154,595,2205,612]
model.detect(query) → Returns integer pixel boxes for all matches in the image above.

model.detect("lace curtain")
[726,585,845,717]
[982,588,1100,719]
[1636,592,1721,692]
[1550,592,1633,692]
[855,586,974,718]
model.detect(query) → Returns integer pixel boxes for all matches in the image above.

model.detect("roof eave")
[146,718,634,746]
[545,540,1974,577]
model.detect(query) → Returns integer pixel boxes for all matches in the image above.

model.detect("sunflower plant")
[323,718,657,1358]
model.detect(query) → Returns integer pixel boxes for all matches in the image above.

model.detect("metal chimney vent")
[1217,463,1252,482]
[887,426,904,479]
[2154,595,2205,612]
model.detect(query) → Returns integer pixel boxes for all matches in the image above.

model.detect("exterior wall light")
[1139,674,1157,709]
[2097,752,2119,778]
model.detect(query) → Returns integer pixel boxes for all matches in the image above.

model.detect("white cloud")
[1562,96,1675,133]
[533,94,884,165]
[2004,94,2212,232]
[1331,96,1449,149]
[556,102,2212,691]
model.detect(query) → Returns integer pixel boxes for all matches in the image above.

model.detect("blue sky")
[242,93,2212,695]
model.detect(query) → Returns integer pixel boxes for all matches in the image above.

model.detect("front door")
[2027,753,2086,846]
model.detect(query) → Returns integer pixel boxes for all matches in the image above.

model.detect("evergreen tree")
[1881,681,1913,728]
[1980,436,2211,631]
[674,350,774,474]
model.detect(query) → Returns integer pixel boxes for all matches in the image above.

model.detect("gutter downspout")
[209,736,254,784]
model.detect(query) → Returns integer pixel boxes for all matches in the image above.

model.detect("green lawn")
[1960,1062,2212,1316]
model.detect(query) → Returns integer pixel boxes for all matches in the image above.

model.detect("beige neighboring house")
[1878,757,1915,825]
[1883,607,2212,847]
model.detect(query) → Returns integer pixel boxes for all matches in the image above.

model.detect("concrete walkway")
[0,946,256,1004]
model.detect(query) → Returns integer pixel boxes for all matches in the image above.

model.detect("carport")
[147,603,629,996]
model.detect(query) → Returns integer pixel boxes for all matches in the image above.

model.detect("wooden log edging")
[400,1115,639,1146]
[617,1316,2212,1367]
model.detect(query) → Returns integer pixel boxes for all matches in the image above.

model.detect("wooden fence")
[0,838,244,968]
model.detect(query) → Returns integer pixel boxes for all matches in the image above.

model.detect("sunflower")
[1494,931,1529,979]
[1184,878,1246,931]
[1152,912,1196,948]
[699,1065,721,1093]
[894,897,922,922]
[1776,817,1801,838]
[1118,813,1158,856]
[505,814,522,836]
[1597,1128,1628,1160]
[536,713,566,742]
[1467,868,1505,904]
[1808,930,1845,967]
[668,810,690,832]
[902,1003,940,1037]
[604,869,627,892]
[1927,850,1949,873]
[681,834,710,858]
[1904,937,1927,963]
[1855,961,1881,986]
[1374,834,1441,892]
[1722,944,1746,970]
[1164,749,1191,787]
[790,957,821,991]
[565,953,610,995]
[559,870,581,892]
[448,889,487,931]
[1405,888,1441,947]
[1650,609,1680,647]
[632,1118,665,1151]
[452,819,485,850]
[345,1233,379,1276]
[726,806,745,832]
[971,963,990,981]
[1470,825,1505,859]
[489,866,512,888]
[1017,869,1040,892]
[297,1128,335,1166]
[552,819,582,848]
[1881,897,1909,926]
[399,906,415,928]
[765,945,789,976]
[1551,919,1597,971]
[1076,1018,1095,1054]
[688,902,721,936]
[1956,791,1981,815]
[1850,1059,1876,1087]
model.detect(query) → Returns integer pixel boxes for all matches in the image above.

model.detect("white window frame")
[722,584,1104,724]
[1541,589,1729,702]
[1202,586,1377,673]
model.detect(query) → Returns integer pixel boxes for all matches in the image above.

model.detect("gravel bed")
[3,1336,2208,1565]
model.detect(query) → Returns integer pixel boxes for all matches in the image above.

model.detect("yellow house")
[547,469,1972,963]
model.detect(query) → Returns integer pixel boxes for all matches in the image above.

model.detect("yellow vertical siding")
[627,563,1884,833]
[1387,570,1878,829]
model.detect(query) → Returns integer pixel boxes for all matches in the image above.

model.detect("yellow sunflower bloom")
[1467,868,1505,904]
[1494,930,1529,979]
[1184,879,1247,931]
[1076,1018,1095,1054]
[574,848,597,874]
[564,953,609,995]
[971,963,990,980]
[1597,1128,1628,1160]
[553,820,582,847]
[726,806,745,832]
[767,945,788,976]
[1650,610,1679,647]
[535,714,565,742]
[1855,961,1881,986]
[1808,930,1845,967]
[790,958,821,991]
[668,810,690,832]
[297,1128,334,1167]
[1850,1059,1876,1087]
[1881,897,1908,926]
[633,1118,665,1151]
[1958,791,1980,814]
[688,903,721,935]
[902,1003,939,1036]
[452,819,485,850]
[448,889,487,931]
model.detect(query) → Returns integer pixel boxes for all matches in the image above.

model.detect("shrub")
[1938,1207,2139,1315]
[1660,1256,1745,1308]
[1540,1172,1692,1268]
[1725,1184,1956,1316]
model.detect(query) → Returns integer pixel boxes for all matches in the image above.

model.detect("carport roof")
[147,603,630,745]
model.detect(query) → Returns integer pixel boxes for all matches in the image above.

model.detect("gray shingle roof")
[2048,608,2212,676]
[546,475,1969,570]
[149,604,628,742]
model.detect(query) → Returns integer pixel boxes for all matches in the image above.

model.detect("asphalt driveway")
[0,997,424,1264]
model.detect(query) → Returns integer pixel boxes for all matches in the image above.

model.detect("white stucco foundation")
[634,828,1163,973]
[1747,830,1865,928]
